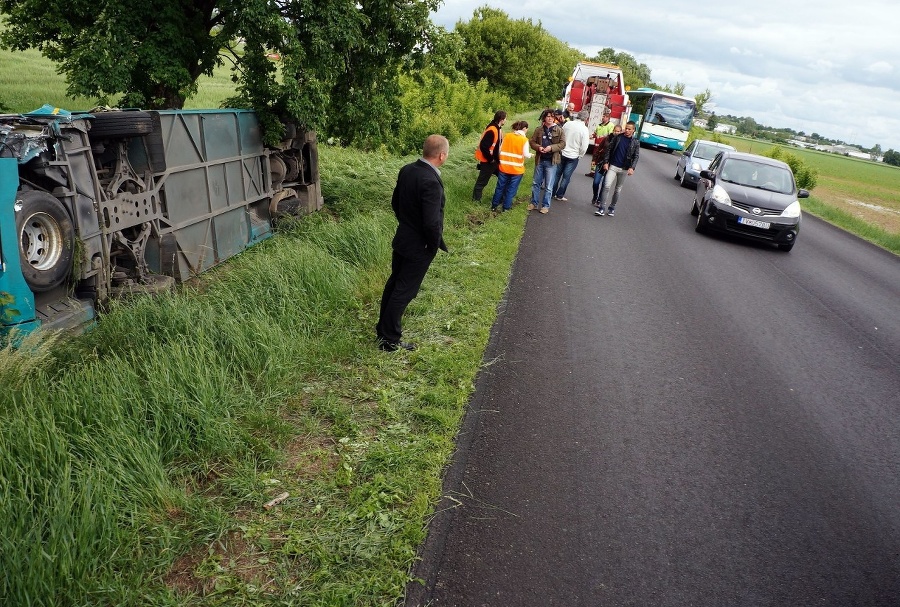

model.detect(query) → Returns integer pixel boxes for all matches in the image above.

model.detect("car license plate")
[738,216,771,229]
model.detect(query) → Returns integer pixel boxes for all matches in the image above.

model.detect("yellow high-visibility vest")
[498,132,528,175]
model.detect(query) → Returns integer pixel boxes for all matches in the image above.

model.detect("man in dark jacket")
[376,134,450,352]
[472,111,506,202]
[595,121,640,217]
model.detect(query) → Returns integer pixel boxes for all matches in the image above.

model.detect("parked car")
[674,139,735,188]
[692,151,809,252]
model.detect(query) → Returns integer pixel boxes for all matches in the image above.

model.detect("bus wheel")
[88,111,155,138]
[16,191,75,292]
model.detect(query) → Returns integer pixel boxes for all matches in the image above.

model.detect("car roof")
[717,150,790,169]
[694,139,734,148]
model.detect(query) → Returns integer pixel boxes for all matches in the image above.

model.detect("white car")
[675,139,735,188]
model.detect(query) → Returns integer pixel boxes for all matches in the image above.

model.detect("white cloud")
[865,61,894,75]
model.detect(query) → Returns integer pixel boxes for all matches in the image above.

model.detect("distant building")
[813,144,876,161]
[693,118,708,129]
[714,124,736,135]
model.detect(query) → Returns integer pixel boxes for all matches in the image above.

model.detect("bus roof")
[629,87,696,103]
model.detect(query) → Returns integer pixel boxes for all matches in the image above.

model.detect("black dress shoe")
[377,339,417,352]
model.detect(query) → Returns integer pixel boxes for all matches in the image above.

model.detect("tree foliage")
[883,149,900,166]
[589,48,652,90]
[454,7,581,106]
[0,0,439,147]
[693,89,712,116]
[765,147,818,190]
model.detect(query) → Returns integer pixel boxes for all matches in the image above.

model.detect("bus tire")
[89,111,155,139]
[15,190,75,292]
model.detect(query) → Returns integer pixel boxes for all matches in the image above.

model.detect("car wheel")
[15,190,75,292]
[690,197,700,217]
[680,170,690,189]
[778,242,795,252]
[674,165,682,180]
[695,201,707,233]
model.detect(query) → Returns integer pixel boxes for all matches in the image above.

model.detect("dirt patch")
[164,530,275,597]
[843,198,900,234]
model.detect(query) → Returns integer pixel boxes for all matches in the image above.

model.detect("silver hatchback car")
[675,139,735,188]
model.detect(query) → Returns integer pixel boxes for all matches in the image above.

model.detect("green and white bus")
[627,88,697,153]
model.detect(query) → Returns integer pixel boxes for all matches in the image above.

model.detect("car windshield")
[694,143,729,161]
[719,159,794,194]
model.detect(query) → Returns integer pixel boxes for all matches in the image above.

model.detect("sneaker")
[527,203,536,211]
[608,209,615,217]
[585,172,595,177]
[594,209,605,216]
[557,196,568,201]
[539,207,549,214]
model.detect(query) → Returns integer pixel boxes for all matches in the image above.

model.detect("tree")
[870,143,882,161]
[694,89,712,116]
[707,113,718,130]
[737,116,759,137]
[589,48,652,90]
[454,7,581,106]
[883,149,900,166]
[0,0,439,147]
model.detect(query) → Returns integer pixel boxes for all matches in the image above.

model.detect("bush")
[393,69,519,155]
[764,146,818,190]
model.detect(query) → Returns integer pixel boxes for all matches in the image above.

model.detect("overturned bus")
[0,106,322,338]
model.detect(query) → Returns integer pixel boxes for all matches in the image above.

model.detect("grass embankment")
[0,137,532,605]
[717,134,900,255]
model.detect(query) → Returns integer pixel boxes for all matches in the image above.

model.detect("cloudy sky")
[430,0,900,152]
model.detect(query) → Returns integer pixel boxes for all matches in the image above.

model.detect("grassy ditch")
[0,137,532,605]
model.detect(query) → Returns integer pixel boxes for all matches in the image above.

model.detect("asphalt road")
[405,149,900,606]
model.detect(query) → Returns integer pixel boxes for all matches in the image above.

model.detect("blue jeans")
[552,156,579,198]
[531,160,558,208]
[491,171,523,210]
[592,169,607,203]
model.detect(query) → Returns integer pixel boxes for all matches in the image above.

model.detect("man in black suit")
[376,134,450,352]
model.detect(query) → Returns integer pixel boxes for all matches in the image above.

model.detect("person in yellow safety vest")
[490,120,532,212]
[472,110,507,202]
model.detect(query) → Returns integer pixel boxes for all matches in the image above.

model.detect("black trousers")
[376,250,435,344]
[472,162,498,201]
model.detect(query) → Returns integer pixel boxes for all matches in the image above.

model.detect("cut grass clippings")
[0,132,534,606]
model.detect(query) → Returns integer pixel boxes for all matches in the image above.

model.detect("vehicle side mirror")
[798,189,809,199]
[700,169,715,180]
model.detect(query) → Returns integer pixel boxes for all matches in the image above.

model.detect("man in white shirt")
[552,110,591,201]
